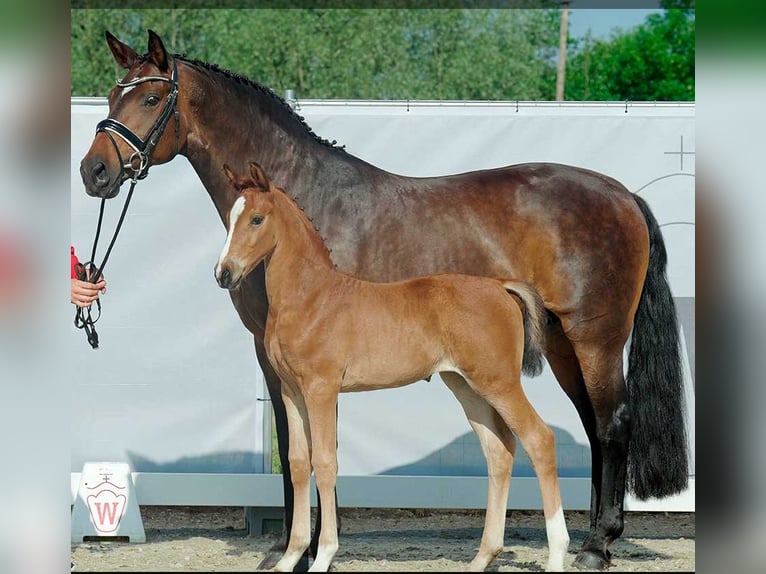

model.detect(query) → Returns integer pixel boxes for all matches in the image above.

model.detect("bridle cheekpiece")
[95,58,179,183]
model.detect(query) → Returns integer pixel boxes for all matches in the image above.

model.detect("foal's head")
[215,162,278,290]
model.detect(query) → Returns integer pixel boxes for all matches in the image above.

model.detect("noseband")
[95,59,180,183]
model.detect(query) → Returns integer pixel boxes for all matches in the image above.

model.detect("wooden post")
[556,1,570,101]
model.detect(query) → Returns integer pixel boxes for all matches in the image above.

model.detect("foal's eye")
[144,94,161,107]
[251,216,264,226]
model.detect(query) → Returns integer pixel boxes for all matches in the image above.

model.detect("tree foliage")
[71,9,558,100]
[70,8,694,102]
[565,9,695,101]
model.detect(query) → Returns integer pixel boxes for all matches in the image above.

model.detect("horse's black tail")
[627,195,689,499]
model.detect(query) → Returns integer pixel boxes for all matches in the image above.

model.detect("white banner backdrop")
[71,100,694,510]
[70,104,267,477]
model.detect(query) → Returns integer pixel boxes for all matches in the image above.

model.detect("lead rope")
[73,178,137,349]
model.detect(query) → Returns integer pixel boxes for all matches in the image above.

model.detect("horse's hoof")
[292,555,310,572]
[257,549,283,570]
[573,549,610,570]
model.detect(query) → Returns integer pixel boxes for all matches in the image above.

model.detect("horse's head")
[215,162,278,290]
[80,30,186,198]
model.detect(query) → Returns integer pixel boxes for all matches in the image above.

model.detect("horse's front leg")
[254,339,311,572]
[274,382,313,573]
[304,383,341,572]
[308,403,342,561]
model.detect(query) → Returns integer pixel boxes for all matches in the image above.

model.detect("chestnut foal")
[215,163,569,572]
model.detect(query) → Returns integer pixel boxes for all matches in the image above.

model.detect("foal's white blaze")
[216,195,246,275]
[545,506,570,572]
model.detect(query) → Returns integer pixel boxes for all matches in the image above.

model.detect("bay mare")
[214,162,569,572]
[79,30,688,570]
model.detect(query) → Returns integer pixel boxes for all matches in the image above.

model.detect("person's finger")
[74,280,100,295]
[72,293,92,307]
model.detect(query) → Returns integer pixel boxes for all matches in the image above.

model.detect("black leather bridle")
[96,59,180,183]
[75,60,180,349]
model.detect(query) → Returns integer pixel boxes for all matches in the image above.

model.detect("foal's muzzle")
[216,266,242,290]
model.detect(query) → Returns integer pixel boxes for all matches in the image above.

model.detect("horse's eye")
[144,94,161,107]
[251,216,264,226]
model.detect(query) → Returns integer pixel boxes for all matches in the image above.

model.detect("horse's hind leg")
[473,375,570,572]
[543,324,607,565]
[442,372,515,572]
[569,339,631,570]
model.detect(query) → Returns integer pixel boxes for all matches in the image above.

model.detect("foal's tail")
[627,194,689,499]
[502,281,546,377]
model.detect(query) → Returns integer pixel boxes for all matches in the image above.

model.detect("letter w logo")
[87,490,126,533]
[95,502,119,525]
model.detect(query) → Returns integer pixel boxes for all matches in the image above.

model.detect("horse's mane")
[171,53,348,153]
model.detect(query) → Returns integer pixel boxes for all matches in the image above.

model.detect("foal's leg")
[304,386,341,572]
[253,341,313,571]
[477,378,570,572]
[309,401,342,562]
[255,342,334,570]
[442,372,515,572]
[274,385,314,573]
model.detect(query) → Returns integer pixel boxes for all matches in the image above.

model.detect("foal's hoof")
[256,549,283,571]
[573,549,611,570]
[256,547,310,572]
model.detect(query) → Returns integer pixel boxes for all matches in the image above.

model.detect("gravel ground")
[71,506,694,572]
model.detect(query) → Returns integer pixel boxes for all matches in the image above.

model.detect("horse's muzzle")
[80,159,120,198]
[216,266,241,290]
[217,267,232,289]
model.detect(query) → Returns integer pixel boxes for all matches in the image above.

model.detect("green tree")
[565,8,695,101]
[71,9,558,100]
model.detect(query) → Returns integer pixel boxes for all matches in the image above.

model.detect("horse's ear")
[222,164,238,188]
[248,162,271,192]
[105,30,138,69]
[147,29,169,72]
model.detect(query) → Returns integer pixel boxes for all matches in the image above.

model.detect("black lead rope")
[73,179,137,349]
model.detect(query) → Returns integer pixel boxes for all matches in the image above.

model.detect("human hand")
[70,277,107,308]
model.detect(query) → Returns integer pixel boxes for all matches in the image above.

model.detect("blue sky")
[568,9,663,39]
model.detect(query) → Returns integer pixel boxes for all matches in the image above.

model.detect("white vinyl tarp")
[70,99,694,509]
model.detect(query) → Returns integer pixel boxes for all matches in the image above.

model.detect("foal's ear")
[222,164,238,188]
[105,30,138,69]
[248,162,271,192]
[147,29,169,72]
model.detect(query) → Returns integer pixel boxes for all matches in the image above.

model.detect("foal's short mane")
[234,172,336,269]
[271,186,338,269]
[171,53,348,153]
